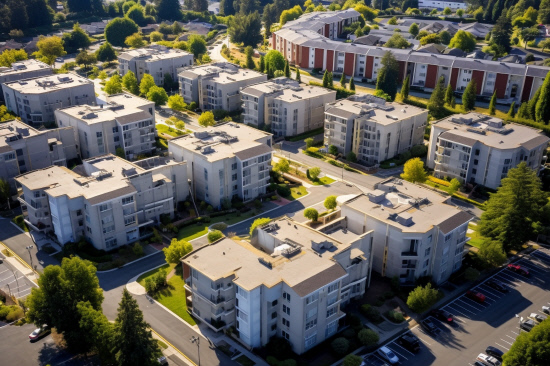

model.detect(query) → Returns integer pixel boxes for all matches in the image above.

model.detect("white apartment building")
[241,77,336,137]
[2,74,95,125]
[118,45,194,85]
[341,178,473,285]
[178,62,267,111]
[15,154,189,249]
[169,122,272,208]
[0,119,79,191]
[427,113,549,189]
[324,95,428,166]
[417,0,467,10]
[55,93,156,160]
[0,59,52,101]
[182,216,373,354]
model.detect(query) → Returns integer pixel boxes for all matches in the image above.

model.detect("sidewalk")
[0,242,39,282]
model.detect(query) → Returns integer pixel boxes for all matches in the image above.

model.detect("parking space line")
[506,334,516,341]
[476,285,503,299]
[442,308,468,323]
[495,342,510,350]
[521,259,550,271]
[0,269,9,275]
[391,342,415,356]
[492,274,519,287]
[500,338,514,346]
[511,330,520,335]
[449,301,478,315]
[386,345,408,360]
[497,271,526,284]
[456,298,485,312]
[413,330,433,345]
[517,259,548,272]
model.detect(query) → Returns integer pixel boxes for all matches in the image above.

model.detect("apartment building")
[427,113,549,189]
[0,119,79,191]
[118,45,194,85]
[2,74,95,125]
[15,154,188,249]
[341,178,473,284]
[55,93,156,160]
[241,77,336,137]
[178,62,267,111]
[169,122,272,208]
[0,59,52,101]
[417,0,467,10]
[324,94,428,165]
[272,10,549,102]
[182,216,373,354]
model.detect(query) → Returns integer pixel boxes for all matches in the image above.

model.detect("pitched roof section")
[292,264,347,297]
[438,211,473,234]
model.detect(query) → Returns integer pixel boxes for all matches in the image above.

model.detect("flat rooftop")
[4,74,93,94]
[241,77,335,102]
[106,93,153,110]
[0,119,42,153]
[434,113,550,150]
[57,100,152,125]
[0,59,51,77]
[118,46,192,61]
[179,62,264,83]
[169,122,272,162]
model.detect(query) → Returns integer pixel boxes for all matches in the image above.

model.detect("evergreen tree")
[322,70,329,87]
[296,68,301,82]
[259,55,265,72]
[349,77,355,91]
[540,0,550,24]
[220,0,235,16]
[340,73,347,88]
[375,51,400,101]
[484,0,496,21]
[328,71,334,88]
[113,289,162,366]
[445,84,454,106]
[157,0,181,21]
[401,74,410,100]
[245,46,255,69]
[491,15,512,53]
[480,162,546,251]
[427,76,446,118]
[228,11,263,47]
[528,87,541,120]
[488,91,497,115]
[284,60,290,78]
[491,0,504,22]
[507,101,516,118]
[462,80,477,111]
[517,102,530,119]
[535,73,550,124]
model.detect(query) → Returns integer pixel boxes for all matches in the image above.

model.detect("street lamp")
[25,245,34,270]
[9,268,19,295]
[190,335,200,366]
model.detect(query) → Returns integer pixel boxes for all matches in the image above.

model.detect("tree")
[448,178,461,195]
[105,17,139,47]
[26,0,53,29]
[157,0,181,21]
[539,39,550,52]
[126,4,149,27]
[265,50,285,74]
[229,12,263,47]
[322,70,330,87]
[328,144,338,155]
[62,23,92,54]
[67,0,103,13]
[77,301,115,365]
[122,71,139,95]
[439,30,451,45]
[456,8,464,17]
[139,74,156,96]
[0,49,28,67]
[340,73,347,88]
[349,77,355,91]
[33,36,66,65]
[309,166,321,180]
[96,42,116,62]
[376,51,399,101]
[401,158,427,183]
[488,91,497,115]
[517,102,530,119]
[0,178,10,205]
[198,111,215,127]
[409,23,419,37]
[104,74,123,95]
[150,31,164,42]
[305,138,314,149]
[427,76,446,118]
[346,151,357,162]
[480,162,546,251]
[401,75,410,100]
[462,80,477,111]
[208,230,224,243]
[125,32,146,48]
[244,46,255,69]
[296,68,301,82]
[388,16,398,25]
[280,5,303,25]
[490,15,512,53]
[354,4,377,21]
[502,317,550,366]
[419,33,440,46]
[331,337,350,355]
[263,3,276,37]
[540,0,550,24]
[448,30,476,52]
[520,27,539,50]
[528,87,541,120]
[26,257,103,352]
[478,239,507,267]
[175,120,185,130]
[385,33,410,48]
[274,158,290,174]
[443,7,451,15]
[304,208,319,222]
[163,73,176,91]
[163,238,193,263]
[147,86,168,106]
[507,101,516,118]
[535,72,550,124]
[259,55,265,73]
[324,195,337,210]
[444,84,454,106]
[343,354,364,366]
[116,147,126,158]
[113,289,162,365]
[187,34,207,58]
[407,283,439,313]
[75,50,96,70]
[358,328,379,346]
[168,94,186,111]
[250,217,271,236]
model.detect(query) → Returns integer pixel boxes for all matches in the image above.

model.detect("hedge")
[428,176,451,187]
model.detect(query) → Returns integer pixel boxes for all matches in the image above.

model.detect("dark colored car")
[430,309,454,323]
[486,346,504,361]
[398,334,421,353]
[158,356,168,365]
[507,264,529,276]
[474,362,486,366]
[486,279,509,293]
[520,319,536,332]
[466,290,486,303]
[421,319,440,334]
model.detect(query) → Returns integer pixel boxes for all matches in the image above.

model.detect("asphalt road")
[360,248,550,366]
[0,255,36,299]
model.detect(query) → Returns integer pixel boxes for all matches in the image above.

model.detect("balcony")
[401,251,418,257]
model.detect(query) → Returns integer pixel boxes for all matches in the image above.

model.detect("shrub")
[308,167,321,180]
[407,283,439,313]
[6,307,23,322]
[211,223,227,231]
[304,208,319,222]
[328,145,339,155]
[343,354,364,366]
[271,195,278,200]
[276,184,291,197]
[386,310,405,323]
[348,313,362,331]
[342,328,356,339]
[363,305,383,323]
[465,266,480,281]
[132,242,144,257]
[384,291,395,300]
[358,328,379,346]
[207,230,224,243]
[249,217,271,236]
[254,199,262,209]
[331,337,349,355]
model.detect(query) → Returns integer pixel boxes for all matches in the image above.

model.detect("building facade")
[427,113,549,189]
[3,74,95,125]
[169,122,273,208]
[178,62,267,111]
[241,77,336,137]
[341,178,473,285]
[272,10,549,102]
[0,119,79,191]
[15,154,188,249]
[118,45,194,85]
[324,94,428,165]
[417,0,467,10]
[182,216,373,354]
[55,93,156,160]
[0,59,52,101]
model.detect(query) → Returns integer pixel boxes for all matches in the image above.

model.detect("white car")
[55,57,63,62]
[543,306,550,314]
[29,327,49,341]
[477,353,501,366]
[377,346,399,364]
[529,312,547,323]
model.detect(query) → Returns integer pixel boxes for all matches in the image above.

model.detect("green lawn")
[156,124,187,137]
[466,223,486,249]
[177,213,256,241]
[236,355,256,366]
[137,263,197,326]
[312,176,335,185]
[289,185,308,200]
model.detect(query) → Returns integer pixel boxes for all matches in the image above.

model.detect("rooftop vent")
[201,146,214,154]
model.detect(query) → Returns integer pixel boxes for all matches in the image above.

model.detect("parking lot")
[0,257,36,299]
[360,248,550,366]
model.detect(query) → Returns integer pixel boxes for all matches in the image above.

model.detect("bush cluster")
[144,268,167,294]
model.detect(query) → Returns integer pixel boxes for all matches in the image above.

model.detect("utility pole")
[190,336,200,366]
[25,245,34,271]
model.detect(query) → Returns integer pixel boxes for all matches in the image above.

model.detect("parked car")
[474,362,486,366]
[430,309,454,323]
[397,334,421,353]
[377,346,399,364]
[29,327,49,341]
[485,346,504,361]
[507,264,529,276]
[55,57,63,62]
[477,353,501,366]
[421,319,440,334]
[543,306,550,314]
[528,313,547,323]
[466,290,486,303]
[486,279,509,293]
[520,319,536,332]
[157,356,168,365]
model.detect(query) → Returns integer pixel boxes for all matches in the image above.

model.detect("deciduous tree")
[187,34,207,58]
[139,74,156,96]
[385,33,410,48]
[105,17,139,47]
[157,0,181,21]
[478,239,507,267]
[198,111,215,127]
[163,238,193,263]
[104,74,123,95]
[62,23,92,54]
[265,50,285,73]
[409,23,419,37]
[96,42,117,62]
[250,217,271,236]
[274,158,290,174]
[125,32,146,48]
[0,49,28,67]
[376,51,399,101]
[304,208,319,222]
[358,328,379,346]
[406,283,439,313]
[147,85,168,106]
[401,158,427,183]
[75,50,96,70]
[324,195,337,210]
[168,94,186,111]
[122,70,139,95]
[502,317,550,366]
[309,166,321,180]
[208,230,224,243]
[33,36,66,65]
[448,30,476,52]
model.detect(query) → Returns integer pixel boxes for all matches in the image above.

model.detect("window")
[232,163,237,170]
[99,204,109,212]
[425,247,431,256]
[326,306,337,318]
[283,304,290,315]
[305,333,317,349]
[192,269,198,279]
[327,283,339,294]
[271,312,277,319]
[124,216,136,226]
[325,320,338,337]
[122,196,134,205]
[271,324,277,331]
[444,233,452,242]
[204,168,208,181]
[427,235,432,244]
[327,295,338,306]
[282,331,290,340]
[306,292,319,305]
[424,259,429,268]
[282,318,290,327]
[272,300,278,306]
[306,307,317,320]
[105,237,117,248]
[4,153,15,161]
[242,161,249,168]
[283,292,291,302]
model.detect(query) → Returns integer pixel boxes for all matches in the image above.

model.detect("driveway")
[0,255,37,299]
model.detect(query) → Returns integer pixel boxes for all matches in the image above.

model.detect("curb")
[150,328,197,366]
[96,250,163,273]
